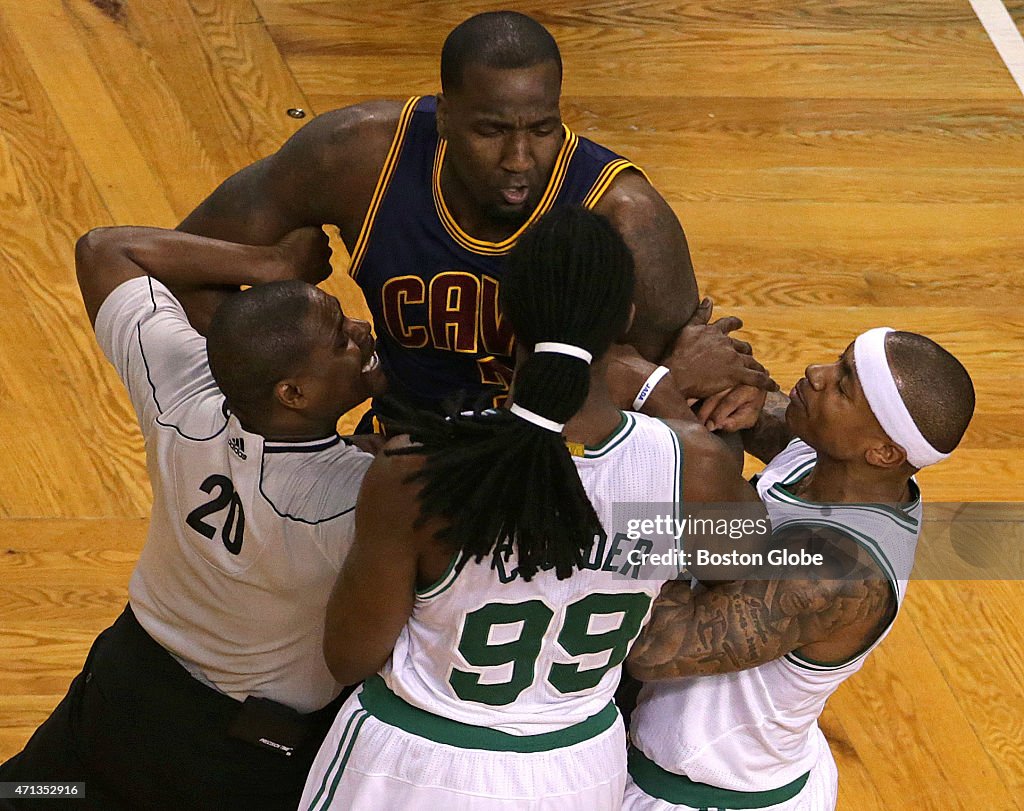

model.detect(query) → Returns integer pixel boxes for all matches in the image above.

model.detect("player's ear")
[435,93,448,140]
[274,379,307,411]
[865,440,906,470]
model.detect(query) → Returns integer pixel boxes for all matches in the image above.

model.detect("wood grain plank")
[646,167,1024,206]
[0,4,159,516]
[0,627,115,700]
[904,581,1024,801]
[950,413,1024,450]
[0,1,1021,804]
[255,1,1024,31]
[0,519,140,757]
[0,587,135,624]
[0,0,177,224]
[678,203,1024,251]
[0,132,148,519]
[52,0,229,218]
[275,22,1023,101]
[562,97,1024,170]
[14,0,310,220]
[819,707,888,810]
[139,0,310,186]
[0,518,148,550]
[0,138,78,519]
[684,246,1024,308]
[826,612,1019,809]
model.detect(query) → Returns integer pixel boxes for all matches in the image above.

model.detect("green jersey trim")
[773,519,901,671]
[780,458,816,487]
[773,517,899,585]
[662,426,684,552]
[416,551,462,599]
[628,746,810,808]
[358,674,617,752]
[672,429,683,526]
[769,478,920,531]
[583,411,634,458]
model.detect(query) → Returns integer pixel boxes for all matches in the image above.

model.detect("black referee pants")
[0,604,349,811]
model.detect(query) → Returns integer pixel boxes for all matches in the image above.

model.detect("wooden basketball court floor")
[0,1,1021,807]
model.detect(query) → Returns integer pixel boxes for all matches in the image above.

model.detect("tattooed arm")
[740,389,795,465]
[627,525,896,681]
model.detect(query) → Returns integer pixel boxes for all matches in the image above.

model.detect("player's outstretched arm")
[593,171,699,362]
[173,103,400,331]
[594,173,774,434]
[740,390,796,464]
[177,101,403,248]
[75,225,332,328]
[322,437,426,685]
[626,527,895,681]
[604,340,772,426]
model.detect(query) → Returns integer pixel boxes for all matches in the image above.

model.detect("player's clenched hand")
[662,297,776,399]
[605,344,700,421]
[275,226,334,285]
[697,384,767,433]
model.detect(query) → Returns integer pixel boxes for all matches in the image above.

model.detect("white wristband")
[632,366,671,412]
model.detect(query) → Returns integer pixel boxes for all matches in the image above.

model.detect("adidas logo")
[228,436,247,460]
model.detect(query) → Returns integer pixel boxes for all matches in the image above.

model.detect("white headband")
[853,327,950,468]
[509,403,563,433]
[534,342,592,365]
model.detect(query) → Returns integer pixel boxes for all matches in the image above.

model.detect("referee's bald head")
[206,281,319,423]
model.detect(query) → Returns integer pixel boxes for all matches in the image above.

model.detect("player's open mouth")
[361,352,379,374]
[501,186,528,205]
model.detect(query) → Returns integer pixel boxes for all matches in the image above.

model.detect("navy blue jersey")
[349,95,643,411]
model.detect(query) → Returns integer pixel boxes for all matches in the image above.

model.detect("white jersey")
[381,411,683,736]
[630,438,921,792]
[95,277,373,713]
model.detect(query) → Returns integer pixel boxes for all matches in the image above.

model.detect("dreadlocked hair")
[390,207,635,580]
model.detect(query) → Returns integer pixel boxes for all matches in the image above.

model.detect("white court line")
[969,0,1024,96]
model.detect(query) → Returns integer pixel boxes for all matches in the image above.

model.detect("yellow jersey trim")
[349,96,421,279]
[431,124,579,256]
[581,159,648,210]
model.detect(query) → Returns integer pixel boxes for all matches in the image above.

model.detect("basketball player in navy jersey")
[301,207,763,810]
[178,11,773,430]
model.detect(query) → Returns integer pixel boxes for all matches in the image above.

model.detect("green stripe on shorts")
[359,675,617,753]
[308,708,368,811]
[627,746,809,809]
